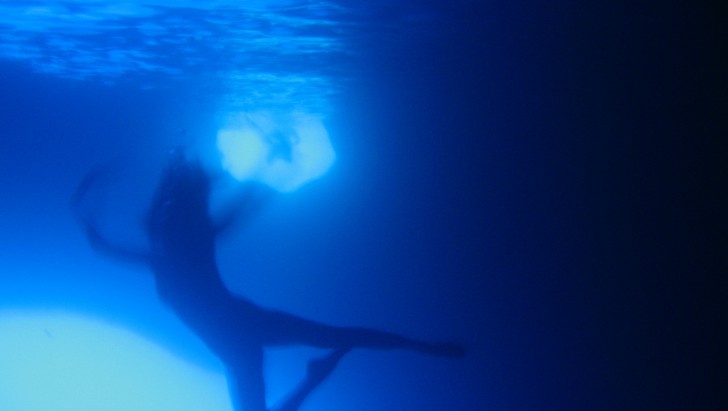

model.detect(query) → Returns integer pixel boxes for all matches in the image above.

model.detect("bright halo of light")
[0,311,233,411]
[216,111,336,192]
[217,125,268,181]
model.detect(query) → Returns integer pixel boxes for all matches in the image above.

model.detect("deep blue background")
[0,1,724,410]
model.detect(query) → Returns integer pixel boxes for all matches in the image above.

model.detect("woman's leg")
[226,345,267,411]
[225,344,350,411]
[272,348,350,411]
[257,308,465,357]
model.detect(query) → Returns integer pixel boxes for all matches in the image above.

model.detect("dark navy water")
[0,1,722,410]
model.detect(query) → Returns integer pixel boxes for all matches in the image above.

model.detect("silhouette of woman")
[73,148,464,411]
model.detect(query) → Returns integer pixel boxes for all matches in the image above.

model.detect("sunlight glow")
[217,111,335,192]
[0,311,233,411]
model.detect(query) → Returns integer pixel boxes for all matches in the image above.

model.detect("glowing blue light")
[218,125,270,181]
[0,311,233,411]
[217,111,336,192]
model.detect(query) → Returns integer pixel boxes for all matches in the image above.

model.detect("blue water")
[0,1,722,410]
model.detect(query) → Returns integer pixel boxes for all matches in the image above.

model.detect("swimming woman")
[73,148,464,411]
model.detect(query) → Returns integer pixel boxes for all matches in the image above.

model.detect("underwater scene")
[0,1,722,410]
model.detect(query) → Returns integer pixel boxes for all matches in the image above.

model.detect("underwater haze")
[0,1,723,410]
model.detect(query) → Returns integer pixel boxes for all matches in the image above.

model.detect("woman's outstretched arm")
[213,180,275,236]
[72,165,152,267]
[76,216,152,266]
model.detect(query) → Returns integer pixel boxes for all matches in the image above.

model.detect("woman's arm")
[72,164,152,267]
[78,217,152,266]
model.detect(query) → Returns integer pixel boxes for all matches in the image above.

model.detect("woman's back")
[74,149,465,411]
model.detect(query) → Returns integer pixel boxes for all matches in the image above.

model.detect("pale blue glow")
[0,311,233,411]
[218,125,269,181]
[217,112,336,192]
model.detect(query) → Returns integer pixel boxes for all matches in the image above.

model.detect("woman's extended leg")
[226,345,267,411]
[272,348,350,411]
[225,345,350,411]
[256,308,465,357]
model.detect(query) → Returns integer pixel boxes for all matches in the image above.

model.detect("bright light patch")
[0,311,232,411]
[217,112,335,192]
[218,126,268,181]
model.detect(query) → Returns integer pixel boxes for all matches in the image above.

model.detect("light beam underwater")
[217,111,336,192]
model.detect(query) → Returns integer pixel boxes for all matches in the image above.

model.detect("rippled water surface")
[0,0,362,112]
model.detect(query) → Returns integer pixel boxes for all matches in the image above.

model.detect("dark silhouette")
[73,148,465,411]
